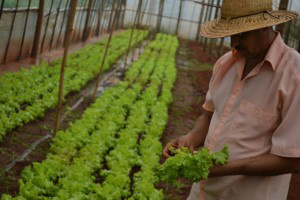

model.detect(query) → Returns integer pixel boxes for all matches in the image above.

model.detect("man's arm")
[209,154,300,177]
[163,110,213,158]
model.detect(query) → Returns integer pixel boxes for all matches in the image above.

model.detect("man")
[163,0,300,199]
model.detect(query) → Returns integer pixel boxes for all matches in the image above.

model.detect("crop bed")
[0,30,148,141]
[1,33,178,199]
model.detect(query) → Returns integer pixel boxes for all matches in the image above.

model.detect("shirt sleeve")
[271,78,300,158]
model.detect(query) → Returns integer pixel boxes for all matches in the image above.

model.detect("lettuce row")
[0,30,148,141]
[1,33,178,200]
[130,34,179,200]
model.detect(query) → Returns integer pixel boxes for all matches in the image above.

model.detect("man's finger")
[163,140,177,158]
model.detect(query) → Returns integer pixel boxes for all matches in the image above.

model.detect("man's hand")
[163,110,213,158]
[163,135,194,158]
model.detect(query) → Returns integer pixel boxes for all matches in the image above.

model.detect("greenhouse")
[0,0,300,199]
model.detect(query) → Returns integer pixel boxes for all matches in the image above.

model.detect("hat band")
[221,10,279,20]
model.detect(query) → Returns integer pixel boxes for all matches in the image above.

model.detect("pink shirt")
[188,33,300,200]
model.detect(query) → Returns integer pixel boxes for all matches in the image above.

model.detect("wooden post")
[31,0,45,58]
[92,0,122,102]
[3,0,20,64]
[276,0,289,35]
[54,0,78,133]
[82,0,94,41]
[18,0,33,61]
[175,0,183,35]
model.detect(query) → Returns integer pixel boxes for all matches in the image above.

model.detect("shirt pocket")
[226,100,278,151]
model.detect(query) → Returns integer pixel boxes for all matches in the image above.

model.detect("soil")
[159,39,300,200]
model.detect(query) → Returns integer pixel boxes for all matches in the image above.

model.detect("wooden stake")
[54,0,78,133]
[92,0,122,102]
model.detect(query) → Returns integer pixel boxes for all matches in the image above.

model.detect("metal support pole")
[54,0,78,133]
[92,0,122,102]
[3,0,20,64]
[18,0,32,61]
[82,0,94,41]
[31,0,45,58]
[176,0,183,35]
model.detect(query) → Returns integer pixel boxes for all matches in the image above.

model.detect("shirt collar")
[264,32,287,71]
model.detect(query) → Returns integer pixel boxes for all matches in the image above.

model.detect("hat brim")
[200,10,298,38]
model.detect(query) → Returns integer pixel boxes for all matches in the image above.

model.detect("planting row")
[0,30,148,141]
[1,33,178,200]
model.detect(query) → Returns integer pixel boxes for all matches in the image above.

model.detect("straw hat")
[200,0,299,38]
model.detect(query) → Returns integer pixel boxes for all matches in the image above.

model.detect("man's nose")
[230,35,240,48]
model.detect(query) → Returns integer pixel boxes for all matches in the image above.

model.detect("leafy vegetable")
[156,145,229,183]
